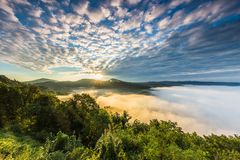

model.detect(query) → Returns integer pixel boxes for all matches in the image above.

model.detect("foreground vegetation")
[1,75,240,159]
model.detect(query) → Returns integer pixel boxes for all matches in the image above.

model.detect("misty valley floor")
[58,85,240,135]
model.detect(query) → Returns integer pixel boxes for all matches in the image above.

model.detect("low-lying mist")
[58,86,240,135]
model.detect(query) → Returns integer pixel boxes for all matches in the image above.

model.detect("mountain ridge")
[25,77,240,87]
[1,75,240,95]
[25,78,56,84]
[24,77,240,93]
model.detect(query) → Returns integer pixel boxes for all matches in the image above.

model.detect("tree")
[111,111,131,129]
[94,131,127,160]
[0,83,23,126]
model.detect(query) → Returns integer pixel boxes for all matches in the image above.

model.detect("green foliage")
[111,111,131,129]
[93,131,127,160]
[67,146,93,160]
[44,132,81,154]
[0,130,44,160]
[1,77,240,160]
[0,83,23,126]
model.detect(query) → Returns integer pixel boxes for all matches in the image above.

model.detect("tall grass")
[0,130,44,160]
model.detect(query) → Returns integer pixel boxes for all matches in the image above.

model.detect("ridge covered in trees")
[25,76,240,95]
[1,75,240,160]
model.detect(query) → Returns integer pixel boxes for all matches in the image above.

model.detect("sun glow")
[93,74,103,80]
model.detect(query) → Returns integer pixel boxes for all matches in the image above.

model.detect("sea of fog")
[58,85,240,135]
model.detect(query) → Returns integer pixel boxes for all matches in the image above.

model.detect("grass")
[0,130,44,160]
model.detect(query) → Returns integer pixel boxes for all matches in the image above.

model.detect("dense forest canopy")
[0,75,240,160]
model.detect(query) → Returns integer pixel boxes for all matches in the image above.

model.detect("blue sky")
[0,0,240,81]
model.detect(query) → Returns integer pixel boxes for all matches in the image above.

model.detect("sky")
[0,0,240,81]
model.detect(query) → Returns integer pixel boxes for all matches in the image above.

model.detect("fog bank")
[58,86,240,135]
[97,86,240,135]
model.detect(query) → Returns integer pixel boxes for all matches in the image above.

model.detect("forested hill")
[25,78,151,93]
[24,76,240,94]
[0,75,21,86]
[1,75,240,159]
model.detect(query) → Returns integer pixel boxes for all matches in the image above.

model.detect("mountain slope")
[25,77,240,94]
[0,75,21,86]
[25,78,150,93]
[25,78,55,84]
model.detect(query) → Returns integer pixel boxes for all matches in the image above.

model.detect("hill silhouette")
[1,75,240,94]
[24,77,240,94]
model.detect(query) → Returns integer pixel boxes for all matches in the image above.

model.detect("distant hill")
[2,75,240,95]
[25,78,55,84]
[24,77,240,94]
[25,78,150,93]
[0,75,56,94]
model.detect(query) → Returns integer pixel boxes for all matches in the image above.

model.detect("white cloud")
[169,0,191,8]
[119,18,141,32]
[114,7,128,18]
[158,17,170,29]
[28,7,43,17]
[58,13,85,26]
[73,2,110,23]
[41,0,58,4]
[170,10,185,28]
[0,0,19,22]
[49,16,58,24]
[87,7,111,23]
[183,1,234,25]
[111,0,122,7]
[144,5,166,22]
[127,0,141,5]
[72,1,89,15]
[117,11,143,32]
[13,0,31,6]
[144,24,152,34]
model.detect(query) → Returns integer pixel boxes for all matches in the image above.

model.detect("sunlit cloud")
[127,0,141,5]
[144,4,166,22]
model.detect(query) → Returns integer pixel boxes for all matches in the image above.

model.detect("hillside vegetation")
[25,78,150,94]
[1,75,240,160]
[25,77,240,95]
